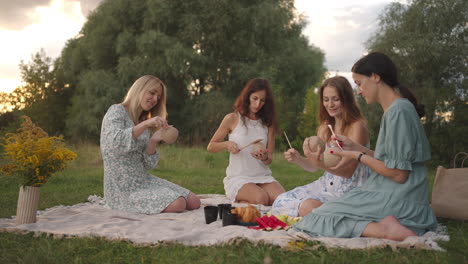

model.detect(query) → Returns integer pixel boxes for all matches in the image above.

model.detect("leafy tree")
[57,0,325,143]
[297,83,321,141]
[2,50,72,135]
[365,0,468,166]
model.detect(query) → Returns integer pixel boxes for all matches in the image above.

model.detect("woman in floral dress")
[100,75,200,214]
[272,76,370,217]
[294,52,437,241]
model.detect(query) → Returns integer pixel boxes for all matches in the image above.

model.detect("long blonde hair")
[121,75,167,127]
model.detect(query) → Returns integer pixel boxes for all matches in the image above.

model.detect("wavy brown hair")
[318,76,364,142]
[234,78,278,133]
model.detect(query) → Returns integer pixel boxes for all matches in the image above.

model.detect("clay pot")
[161,126,178,144]
[308,136,325,153]
[252,142,265,152]
[16,185,40,224]
[323,146,342,168]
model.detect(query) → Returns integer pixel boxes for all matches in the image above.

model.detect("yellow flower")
[0,116,77,187]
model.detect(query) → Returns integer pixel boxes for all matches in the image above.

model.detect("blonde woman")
[100,75,200,214]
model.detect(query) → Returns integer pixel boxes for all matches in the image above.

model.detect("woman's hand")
[145,116,168,129]
[303,138,322,160]
[284,148,300,163]
[333,135,357,151]
[251,148,269,161]
[225,141,240,154]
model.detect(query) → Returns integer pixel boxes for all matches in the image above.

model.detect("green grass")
[1,144,467,263]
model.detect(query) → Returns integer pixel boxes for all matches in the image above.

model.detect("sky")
[0,0,399,94]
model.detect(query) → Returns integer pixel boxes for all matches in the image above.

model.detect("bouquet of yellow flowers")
[0,116,77,187]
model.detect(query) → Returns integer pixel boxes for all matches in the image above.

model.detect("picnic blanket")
[0,194,449,250]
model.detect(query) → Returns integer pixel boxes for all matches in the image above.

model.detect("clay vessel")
[161,126,178,144]
[308,136,325,153]
[323,146,342,168]
[252,142,265,152]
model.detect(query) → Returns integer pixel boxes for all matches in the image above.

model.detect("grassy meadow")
[0,144,467,263]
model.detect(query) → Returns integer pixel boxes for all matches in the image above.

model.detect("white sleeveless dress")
[223,113,278,202]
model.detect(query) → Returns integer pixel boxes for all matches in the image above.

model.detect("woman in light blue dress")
[272,76,370,217]
[294,52,437,241]
[100,75,200,214]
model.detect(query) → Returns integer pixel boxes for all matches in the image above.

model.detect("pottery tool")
[283,131,293,149]
[327,124,344,151]
[239,138,263,150]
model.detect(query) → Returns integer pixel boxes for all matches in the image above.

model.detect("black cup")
[218,204,232,219]
[222,211,239,227]
[204,206,218,224]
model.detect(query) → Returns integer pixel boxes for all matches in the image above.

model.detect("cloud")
[79,0,102,17]
[0,0,52,30]
[0,0,86,93]
[299,2,389,72]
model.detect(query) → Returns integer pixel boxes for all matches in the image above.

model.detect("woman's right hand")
[334,134,357,151]
[145,116,168,129]
[225,141,240,154]
[284,148,300,163]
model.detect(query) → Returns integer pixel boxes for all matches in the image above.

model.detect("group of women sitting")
[100,52,437,241]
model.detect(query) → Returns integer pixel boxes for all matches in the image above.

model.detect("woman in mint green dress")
[294,52,437,241]
[100,75,200,214]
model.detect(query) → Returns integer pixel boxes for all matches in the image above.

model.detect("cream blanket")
[0,194,449,250]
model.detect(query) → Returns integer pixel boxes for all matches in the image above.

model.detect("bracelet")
[357,152,366,162]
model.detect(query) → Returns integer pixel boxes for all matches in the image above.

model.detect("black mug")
[204,206,218,224]
[222,211,239,227]
[218,204,232,219]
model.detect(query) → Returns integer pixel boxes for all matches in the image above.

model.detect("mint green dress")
[294,99,437,237]
[100,104,189,214]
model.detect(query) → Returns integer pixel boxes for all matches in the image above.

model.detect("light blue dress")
[271,160,370,216]
[100,104,189,214]
[294,99,438,237]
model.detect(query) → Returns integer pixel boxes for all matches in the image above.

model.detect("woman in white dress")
[272,76,370,216]
[207,78,285,206]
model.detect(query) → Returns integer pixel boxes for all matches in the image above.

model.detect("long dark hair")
[234,78,279,132]
[318,76,365,142]
[351,52,425,117]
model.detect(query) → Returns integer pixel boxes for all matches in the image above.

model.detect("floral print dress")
[100,104,189,214]
[271,145,370,216]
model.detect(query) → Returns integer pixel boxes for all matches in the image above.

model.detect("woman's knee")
[186,192,201,210]
[298,199,322,217]
[246,192,270,205]
[163,197,187,213]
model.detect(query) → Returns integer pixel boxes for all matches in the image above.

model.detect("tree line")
[1,0,466,167]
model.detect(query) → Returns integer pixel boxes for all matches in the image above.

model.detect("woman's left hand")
[329,150,359,170]
[251,149,269,162]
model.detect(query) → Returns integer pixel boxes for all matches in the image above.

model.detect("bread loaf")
[231,205,261,223]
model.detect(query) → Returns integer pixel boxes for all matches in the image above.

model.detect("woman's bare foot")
[362,215,416,241]
[379,215,416,241]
